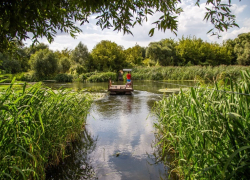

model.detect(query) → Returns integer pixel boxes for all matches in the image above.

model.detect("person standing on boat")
[126,72,131,87]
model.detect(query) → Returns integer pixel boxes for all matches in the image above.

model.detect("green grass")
[132,65,250,81]
[0,79,92,179]
[85,72,117,82]
[154,70,250,179]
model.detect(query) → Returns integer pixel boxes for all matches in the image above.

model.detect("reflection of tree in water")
[46,129,98,180]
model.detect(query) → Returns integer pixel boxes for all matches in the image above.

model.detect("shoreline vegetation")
[154,70,250,179]
[0,79,92,179]
[1,65,250,83]
[1,65,250,179]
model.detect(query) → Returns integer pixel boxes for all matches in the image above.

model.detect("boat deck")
[108,85,133,95]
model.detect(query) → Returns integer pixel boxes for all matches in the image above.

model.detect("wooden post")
[108,78,112,89]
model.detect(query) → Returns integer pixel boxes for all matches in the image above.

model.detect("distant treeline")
[0,32,249,81]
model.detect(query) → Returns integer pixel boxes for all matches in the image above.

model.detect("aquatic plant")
[86,72,116,82]
[132,65,250,82]
[0,79,92,179]
[154,70,250,179]
[55,73,73,82]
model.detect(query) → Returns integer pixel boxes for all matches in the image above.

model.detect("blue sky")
[25,0,250,51]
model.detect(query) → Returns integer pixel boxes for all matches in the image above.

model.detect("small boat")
[108,69,133,95]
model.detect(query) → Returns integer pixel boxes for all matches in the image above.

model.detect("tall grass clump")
[86,72,116,82]
[0,79,92,179]
[55,73,73,82]
[154,70,250,179]
[132,65,250,81]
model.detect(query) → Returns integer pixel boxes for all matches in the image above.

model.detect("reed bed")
[0,79,92,179]
[86,72,116,82]
[132,65,250,81]
[154,71,250,179]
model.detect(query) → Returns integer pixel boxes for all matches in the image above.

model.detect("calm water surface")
[45,80,195,180]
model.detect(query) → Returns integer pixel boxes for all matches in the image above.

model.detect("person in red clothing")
[126,72,131,88]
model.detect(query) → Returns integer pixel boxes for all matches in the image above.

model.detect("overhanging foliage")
[0,0,241,52]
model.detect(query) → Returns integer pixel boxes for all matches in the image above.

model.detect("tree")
[91,40,125,72]
[124,45,144,66]
[176,36,203,65]
[146,38,179,66]
[223,39,237,65]
[234,32,250,65]
[59,57,71,73]
[71,42,89,66]
[68,42,90,74]
[54,48,72,60]
[30,49,58,79]
[0,43,29,73]
[0,53,21,73]
[0,0,241,52]
[176,36,232,66]
[26,43,49,63]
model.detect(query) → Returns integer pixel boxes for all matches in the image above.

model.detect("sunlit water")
[45,80,195,180]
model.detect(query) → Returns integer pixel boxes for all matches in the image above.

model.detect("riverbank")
[132,65,250,81]
[154,70,250,179]
[0,80,92,179]
[2,65,250,84]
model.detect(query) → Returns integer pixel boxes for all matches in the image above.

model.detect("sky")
[24,0,250,52]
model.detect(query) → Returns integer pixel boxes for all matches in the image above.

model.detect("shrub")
[20,71,38,82]
[59,57,71,73]
[69,64,87,74]
[80,74,88,81]
[0,80,92,179]
[154,71,250,179]
[132,65,250,82]
[30,49,58,79]
[55,74,73,82]
[87,72,116,82]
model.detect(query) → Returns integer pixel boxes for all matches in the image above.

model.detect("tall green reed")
[0,79,92,179]
[132,65,250,82]
[154,70,250,179]
[86,72,116,82]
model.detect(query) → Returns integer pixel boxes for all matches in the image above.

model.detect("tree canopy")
[234,32,250,65]
[0,32,249,77]
[30,49,58,78]
[0,0,241,52]
[91,40,125,72]
[147,38,179,66]
[124,45,144,66]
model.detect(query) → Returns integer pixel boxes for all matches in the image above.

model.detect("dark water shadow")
[46,129,98,180]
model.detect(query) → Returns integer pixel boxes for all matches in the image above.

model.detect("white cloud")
[24,0,249,51]
[231,4,247,15]
[243,18,250,27]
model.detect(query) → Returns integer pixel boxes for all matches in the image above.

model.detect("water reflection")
[43,80,196,94]
[44,80,195,179]
[84,91,168,180]
[46,130,98,180]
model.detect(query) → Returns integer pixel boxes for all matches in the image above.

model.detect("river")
[45,80,195,180]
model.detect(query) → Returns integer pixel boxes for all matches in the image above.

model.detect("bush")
[0,81,92,179]
[86,72,116,82]
[154,71,250,179]
[132,65,250,82]
[30,49,58,79]
[20,71,38,82]
[69,64,87,74]
[80,74,87,81]
[59,57,71,73]
[55,74,73,82]
[2,59,21,74]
